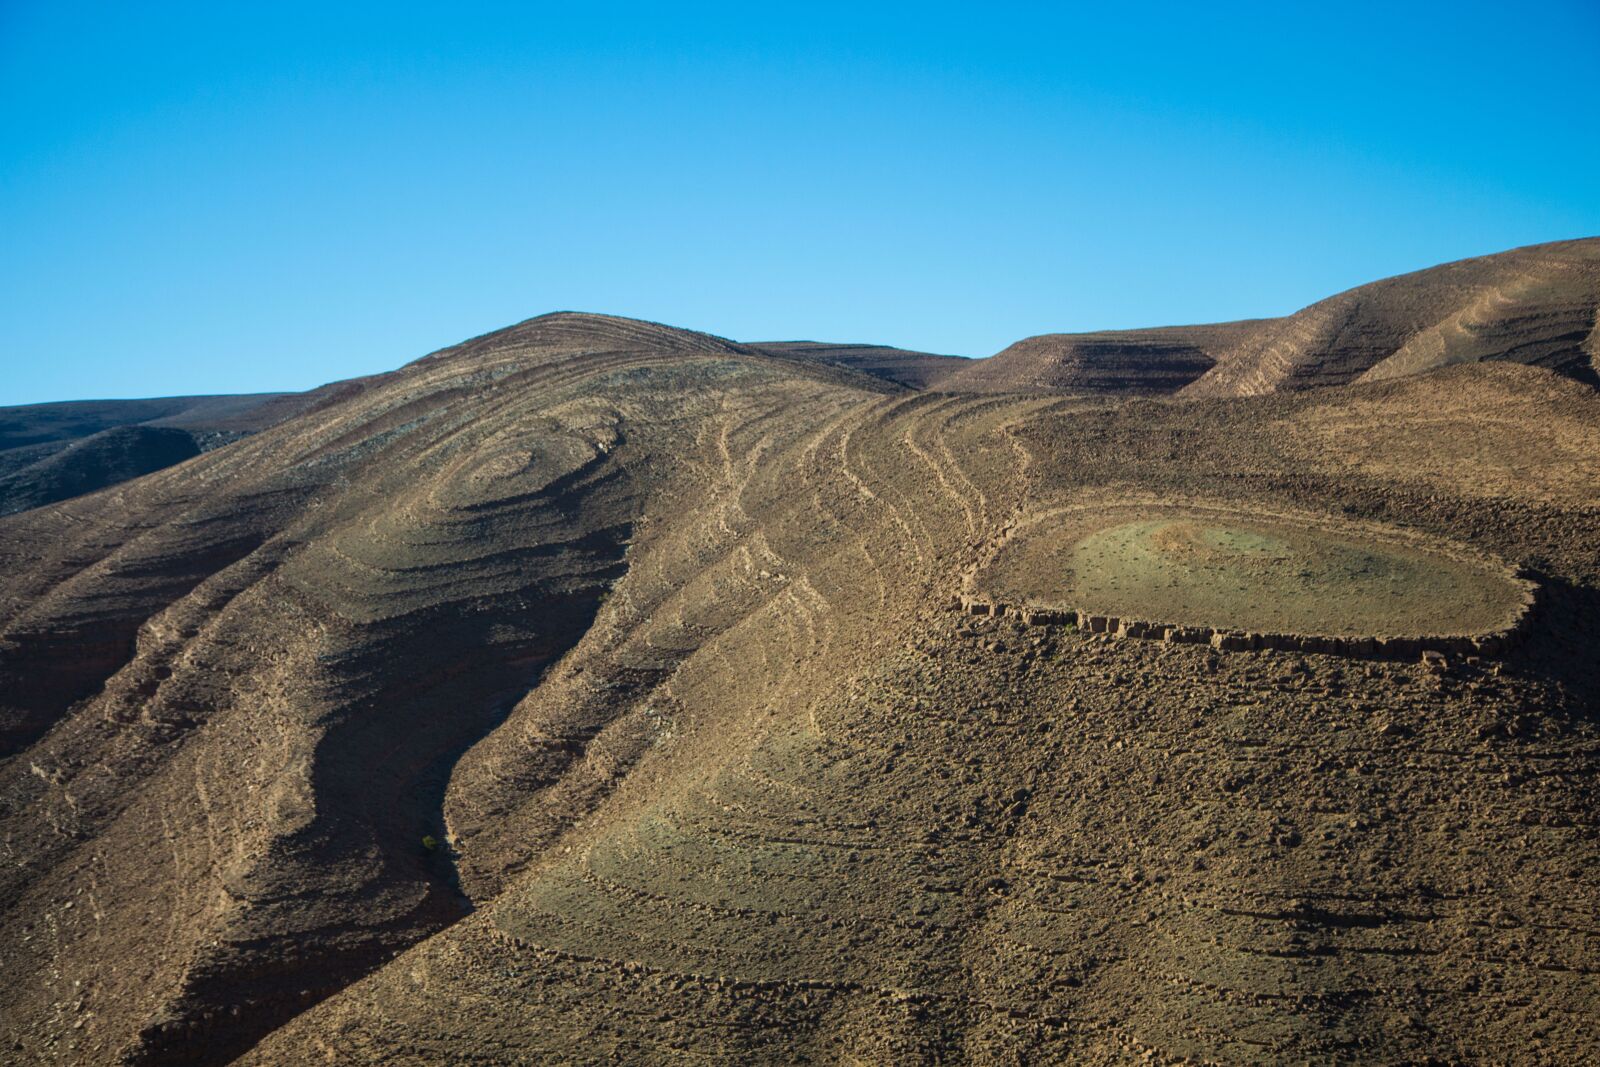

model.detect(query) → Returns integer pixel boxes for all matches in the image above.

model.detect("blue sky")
[2,1,1597,403]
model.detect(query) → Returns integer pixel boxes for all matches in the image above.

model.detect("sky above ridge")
[2,1,1598,403]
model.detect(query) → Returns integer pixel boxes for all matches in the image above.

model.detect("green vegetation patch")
[979,508,1527,638]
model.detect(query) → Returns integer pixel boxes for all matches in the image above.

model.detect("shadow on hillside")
[130,529,632,1067]
[1510,571,1600,724]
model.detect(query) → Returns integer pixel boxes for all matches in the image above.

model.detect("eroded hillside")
[2,300,1599,1064]
[957,239,1599,398]
[942,323,1260,394]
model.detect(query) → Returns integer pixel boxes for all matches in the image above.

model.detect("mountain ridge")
[3,245,1599,1064]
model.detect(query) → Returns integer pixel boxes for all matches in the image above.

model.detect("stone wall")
[955,581,1538,662]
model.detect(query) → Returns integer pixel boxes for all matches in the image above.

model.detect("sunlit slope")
[0,313,888,1065]
[2,307,1598,1064]
[1184,238,1600,396]
[952,239,1598,399]
[249,363,1600,1065]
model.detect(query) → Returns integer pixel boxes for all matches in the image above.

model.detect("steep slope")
[746,340,970,390]
[943,322,1262,394]
[241,360,1600,1065]
[0,312,890,1064]
[1184,238,1600,397]
[3,306,1600,1064]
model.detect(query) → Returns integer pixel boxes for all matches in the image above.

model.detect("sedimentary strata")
[2,301,1599,1065]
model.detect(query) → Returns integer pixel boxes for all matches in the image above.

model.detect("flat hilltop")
[2,241,1599,1064]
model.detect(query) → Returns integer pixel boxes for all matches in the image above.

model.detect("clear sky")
[3,1,1597,404]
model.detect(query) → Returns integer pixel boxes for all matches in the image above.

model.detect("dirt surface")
[1184,238,1600,397]
[950,238,1598,397]
[944,322,1260,394]
[0,259,1598,1066]
[745,340,970,390]
[975,504,1530,639]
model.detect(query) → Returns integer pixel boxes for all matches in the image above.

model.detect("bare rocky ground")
[951,238,1600,397]
[0,240,1598,1065]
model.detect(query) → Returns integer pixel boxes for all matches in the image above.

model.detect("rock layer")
[1,310,1598,1065]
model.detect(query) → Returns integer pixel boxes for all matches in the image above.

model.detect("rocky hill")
[942,323,1261,394]
[1185,238,1600,397]
[0,391,338,515]
[950,239,1598,398]
[6,239,1590,520]
[2,282,1599,1064]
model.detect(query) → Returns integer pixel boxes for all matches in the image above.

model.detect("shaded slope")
[747,340,969,390]
[943,322,1261,394]
[0,425,202,516]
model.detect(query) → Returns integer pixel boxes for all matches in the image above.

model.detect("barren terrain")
[2,240,1599,1065]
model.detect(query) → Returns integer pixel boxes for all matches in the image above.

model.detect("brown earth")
[1,245,1599,1066]
[952,238,1599,397]
[942,322,1261,394]
[0,389,365,516]
[745,340,969,390]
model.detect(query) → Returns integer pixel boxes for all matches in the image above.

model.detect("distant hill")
[0,425,202,516]
[746,340,969,390]
[1185,237,1600,396]
[950,238,1598,397]
[940,322,1262,394]
[0,387,379,516]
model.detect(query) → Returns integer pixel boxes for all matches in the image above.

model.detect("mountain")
[1185,237,1600,396]
[951,239,1599,397]
[2,270,1599,1064]
[940,322,1262,394]
[745,341,969,390]
[0,391,341,515]
[5,239,1591,520]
